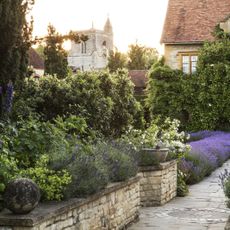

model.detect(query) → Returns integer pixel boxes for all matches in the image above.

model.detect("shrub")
[7,117,72,168]
[177,170,189,197]
[146,66,188,125]
[97,141,138,182]
[122,118,190,161]
[13,70,143,137]
[146,38,230,131]
[0,152,18,194]
[65,145,109,198]
[17,155,72,201]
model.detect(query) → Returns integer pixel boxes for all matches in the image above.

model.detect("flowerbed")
[179,131,230,184]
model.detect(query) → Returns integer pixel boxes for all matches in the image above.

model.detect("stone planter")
[139,148,169,166]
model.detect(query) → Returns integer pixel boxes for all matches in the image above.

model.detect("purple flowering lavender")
[5,81,13,113]
[179,131,230,184]
[188,130,224,141]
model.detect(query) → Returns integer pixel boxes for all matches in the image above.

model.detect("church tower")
[68,18,114,71]
[104,17,113,35]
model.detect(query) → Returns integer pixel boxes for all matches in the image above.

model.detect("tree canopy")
[127,44,158,70]
[107,49,127,73]
[43,24,88,78]
[0,0,35,88]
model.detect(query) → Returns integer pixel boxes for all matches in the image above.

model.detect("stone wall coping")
[0,176,140,227]
[139,160,177,172]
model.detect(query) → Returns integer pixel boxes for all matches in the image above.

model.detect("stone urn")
[139,148,169,166]
[3,178,40,214]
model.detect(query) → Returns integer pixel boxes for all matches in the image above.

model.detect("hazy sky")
[31,0,169,53]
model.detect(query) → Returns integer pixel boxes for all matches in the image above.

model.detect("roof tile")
[161,0,230,44]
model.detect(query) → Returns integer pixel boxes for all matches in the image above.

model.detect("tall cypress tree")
[0,0,34,115]
[44,24,69,78]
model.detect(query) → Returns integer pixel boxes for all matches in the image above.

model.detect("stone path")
[129,160,230,230]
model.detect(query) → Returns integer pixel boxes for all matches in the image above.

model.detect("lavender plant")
[5,81,13,113]
[180,132,230,184]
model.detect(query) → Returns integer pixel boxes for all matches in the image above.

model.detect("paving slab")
[129,160,230,230]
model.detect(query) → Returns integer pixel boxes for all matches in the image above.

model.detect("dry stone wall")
[139,160,177,206]
[0,161,177,230]
[0,177,140,230]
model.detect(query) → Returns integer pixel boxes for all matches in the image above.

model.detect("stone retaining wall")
[139,160,177,206]
[0,161,177,229]
[0,177,140,230]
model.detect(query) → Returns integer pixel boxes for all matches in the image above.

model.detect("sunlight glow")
[31,0,168,54]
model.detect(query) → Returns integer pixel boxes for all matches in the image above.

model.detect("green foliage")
[109,69,144,136]
[107,49,127,73]
[146,32,230,131]
[18,155,72,201]
[95,141,138,182]
[224,179,230,206]
[124,118,189,153]
[0,152,18,194]
[127,44,158,70]
[0,0,34,87]
[43,25,87,79]
[13,70,143,137]
[35,44,45,59]
[122,118,190,165]
[146,41,230,131]
[44,24,69,78]
[177,170,189,197]
[0,115,88,169]
[189,63,230,130]
[65,145,109,198]
[220,169,230,208]
[9,117,72,168]
[146,65,188,125]
[65,139,138,198]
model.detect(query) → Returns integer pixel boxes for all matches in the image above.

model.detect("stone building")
[68,18,113,71]
[161,0,230,74]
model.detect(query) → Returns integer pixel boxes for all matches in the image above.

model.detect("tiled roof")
[28,48,44,69]
[129,70,148,88]
[161,0,230,44]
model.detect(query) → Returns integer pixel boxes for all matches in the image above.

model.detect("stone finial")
[3,178,40,214]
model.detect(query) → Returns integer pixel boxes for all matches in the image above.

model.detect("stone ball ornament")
[3,178,40,214]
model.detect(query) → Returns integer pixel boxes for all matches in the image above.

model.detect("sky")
[31,0,169,53]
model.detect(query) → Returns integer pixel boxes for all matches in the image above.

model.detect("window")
[81,42,86,54]
[181,53,198,74]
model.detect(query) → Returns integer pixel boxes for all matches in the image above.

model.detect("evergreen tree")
[43,24,86,78]
[0,0,34,115]
[107,49,127,73]
[44,24,69,78]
